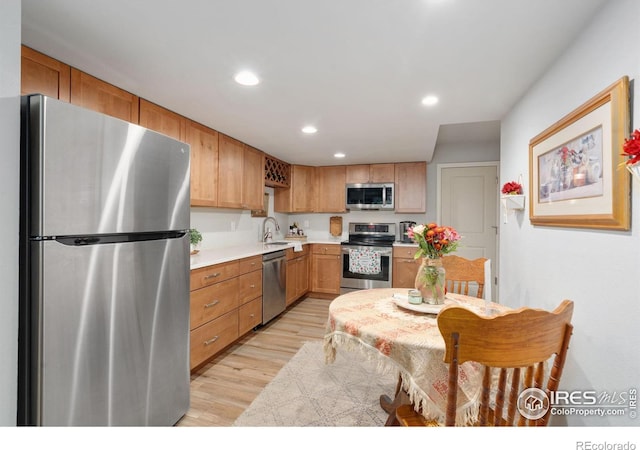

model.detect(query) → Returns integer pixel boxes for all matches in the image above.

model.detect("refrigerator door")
[26,95,190,237]
[32,235,190,426]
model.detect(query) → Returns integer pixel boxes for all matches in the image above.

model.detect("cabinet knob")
[250,284,255,288]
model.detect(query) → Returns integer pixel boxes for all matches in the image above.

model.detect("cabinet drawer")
[311,244,340,255]
[285,244,310,260]
[238,255,262,275]
[190,311,239,370]
[393,246,418,259]
[190,278,239,329]
[190,260,239,290]
[239,297,262,336]
[238,270,262,305]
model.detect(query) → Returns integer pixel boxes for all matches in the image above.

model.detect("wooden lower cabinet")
[190,311,239,370]
[310,244,341,295]
[189,254,262,370]
[285,246,310,305]
[392,245,421,288]
[239,297,262,336]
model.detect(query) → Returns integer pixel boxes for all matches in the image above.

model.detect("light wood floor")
[176,296,331,426]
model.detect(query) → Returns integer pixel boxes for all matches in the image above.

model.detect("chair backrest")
[437,300,574,426]
[442,255,487,299]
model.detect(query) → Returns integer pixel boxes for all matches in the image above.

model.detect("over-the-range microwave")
[345,183,394,211]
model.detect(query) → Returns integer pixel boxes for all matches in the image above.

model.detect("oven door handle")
[341,246,392,257]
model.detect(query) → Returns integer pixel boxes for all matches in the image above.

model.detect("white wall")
[0,0,20,426]
[500,0,640,426]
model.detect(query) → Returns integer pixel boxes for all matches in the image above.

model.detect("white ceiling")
[21,0,609,166]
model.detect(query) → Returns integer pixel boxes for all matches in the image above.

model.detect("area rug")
[232,341,396,426]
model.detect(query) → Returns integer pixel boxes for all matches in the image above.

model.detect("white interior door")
[438,163,499,301]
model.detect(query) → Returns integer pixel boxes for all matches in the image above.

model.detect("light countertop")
[190,239,418,270]
[190,239,340,270]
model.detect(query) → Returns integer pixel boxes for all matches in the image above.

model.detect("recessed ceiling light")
[234,71,260,86]
[421,95,439,106]
[302,125,317,134]
[334,152,346,159]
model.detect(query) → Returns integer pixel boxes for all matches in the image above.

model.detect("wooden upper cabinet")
[217,134,245,209]
[315,165,346,213]
[139,99,187,141]
[21,46,71,102]
[187,120,219,207]
[70,68,139,123]
[395,161,427,213]
[345,163,395,184]
[275,165,316,213]
[217,135,264,210]
[242,146,266,211]
[370,164,395,182]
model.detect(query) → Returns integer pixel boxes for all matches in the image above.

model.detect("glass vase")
[415,258,446,305]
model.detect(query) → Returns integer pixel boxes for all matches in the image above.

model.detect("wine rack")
[264,154,291,188]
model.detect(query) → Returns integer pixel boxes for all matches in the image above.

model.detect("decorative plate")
[391,294,456,315]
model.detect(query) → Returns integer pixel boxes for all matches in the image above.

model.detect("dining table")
[323,287,509,426]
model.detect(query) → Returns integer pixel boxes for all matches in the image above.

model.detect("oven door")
[340,245,392,289]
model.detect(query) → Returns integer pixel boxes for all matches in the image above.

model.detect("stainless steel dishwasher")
[262,250,287,324]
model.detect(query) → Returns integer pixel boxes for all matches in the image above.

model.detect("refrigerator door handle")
[54,231,187,246]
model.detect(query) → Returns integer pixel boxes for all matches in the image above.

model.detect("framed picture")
[529,76,630,230]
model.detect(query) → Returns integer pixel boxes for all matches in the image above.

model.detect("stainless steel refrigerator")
[18,95,191,426]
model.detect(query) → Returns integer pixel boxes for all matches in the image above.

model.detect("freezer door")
[27,95,190,236]
[32,235,190,426]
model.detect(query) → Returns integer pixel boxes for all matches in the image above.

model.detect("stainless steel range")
[340,222,396,290]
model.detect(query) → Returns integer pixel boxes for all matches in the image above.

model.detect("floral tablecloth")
[323,288,508,426]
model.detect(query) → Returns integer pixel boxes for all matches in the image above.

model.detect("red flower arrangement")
[622,129,640,165]
[501,181,523,195]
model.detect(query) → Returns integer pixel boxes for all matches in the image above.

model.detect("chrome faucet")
[262,216,280,242]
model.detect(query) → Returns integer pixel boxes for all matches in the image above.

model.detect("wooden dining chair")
[395,299,574,427]
[442,255,487,299]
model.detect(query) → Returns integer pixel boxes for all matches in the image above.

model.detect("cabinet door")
[242,146,265,210]
[310,248,341,294]
[395,162,427,213]
[70,68,139,123]
[370,164,395,183]
[345,165,370,184]
[187,121,219,207]
[292,165,316,212]
[285,258,298,306]
[217,134,245,208]
[275,165,316,213]
[21,46,71,102]
[392,257,421,288]
[315,166,346,213]
[139,99,187,141]
[298,254,310,296]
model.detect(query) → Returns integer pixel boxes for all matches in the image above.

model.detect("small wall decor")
[529,76,630,230]
[500,176,525,223]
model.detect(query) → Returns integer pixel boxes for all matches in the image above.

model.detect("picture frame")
[529,76,630,230]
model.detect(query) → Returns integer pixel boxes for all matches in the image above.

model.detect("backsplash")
[190,187,428,250]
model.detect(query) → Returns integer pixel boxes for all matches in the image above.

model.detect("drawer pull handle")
[204,300,220,308]
[204,273,221,280]
[249,284,255,288]
[204,336,219,345]
[249,314,254,318]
